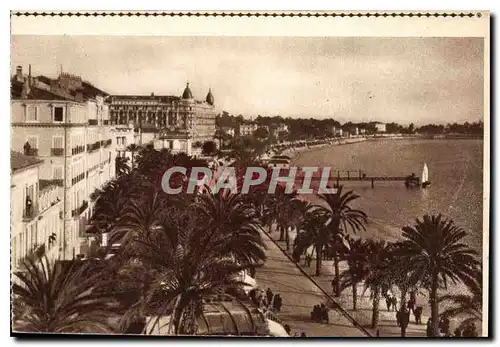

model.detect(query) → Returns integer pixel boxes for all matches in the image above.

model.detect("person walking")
[266,288,274,305]
[385,294,392,311]
[413,306,423,325]
[399,304,410,337]
[274,294,282,312]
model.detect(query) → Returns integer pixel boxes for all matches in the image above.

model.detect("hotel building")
[11,66,116,260]
[11,151,63,272]
[108,83,216,156]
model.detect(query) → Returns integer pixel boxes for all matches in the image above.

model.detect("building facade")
[11,151,63,272]
[108,84,216,156]
[375,122,387,133]
[239,122,259,136]
[11,66,116,260]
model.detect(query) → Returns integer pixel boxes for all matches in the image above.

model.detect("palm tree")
[339,236,369,311]
[292,207,330,276]
[319,185,367,296]
[439,274,482,332]
[265,186,300,250]
[361,239,391,329]
[115,156,130,177]
[398,214,481,336]
[123,195,266,335]
[12,257,119,333]
[126,143,141,169]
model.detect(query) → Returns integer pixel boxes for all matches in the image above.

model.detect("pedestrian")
[392,296,398,312]
[396,310,401,327]
[284,324,291,336]
[454,328,462,337]
[408,290,416,313]
[320,303,329,323]
[331,278,337,295]
[399,305,410,337]
[266,288,274,305]
[274,294,282,312]
[300,332,307,337]
[439,317,450,336]
[306,254,312,267]
[413,306,423,325]
[385,294,392,311]
[426,318,433,337]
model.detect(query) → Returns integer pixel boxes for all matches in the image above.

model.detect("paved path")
[255,231,369,337]
[268,231,428,337]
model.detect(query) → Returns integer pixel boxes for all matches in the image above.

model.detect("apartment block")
[11,66,116,260]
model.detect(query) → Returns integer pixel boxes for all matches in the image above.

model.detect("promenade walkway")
[268,232,428,337]
[255,231,369,337]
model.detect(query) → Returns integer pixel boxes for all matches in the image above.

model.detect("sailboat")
[421,163,430,188]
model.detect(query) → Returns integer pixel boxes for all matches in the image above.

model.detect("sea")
[292,138,485,256]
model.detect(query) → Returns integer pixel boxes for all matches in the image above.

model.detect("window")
[52,136,63,149]
[53,166,63,179]
[27,136,38,149]
[26,106,38,122]
[54,107,64,122]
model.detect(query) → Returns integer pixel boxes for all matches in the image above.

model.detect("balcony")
[87,141,101,153]
[24,148,38,156]
[88,119,98,126]
[23,205,38,222]
[51,148,64,156]
[72,145,85,156]
[72,200,89,217]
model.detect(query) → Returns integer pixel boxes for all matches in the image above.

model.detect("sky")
[11,36,484,125]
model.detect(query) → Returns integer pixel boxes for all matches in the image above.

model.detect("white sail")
[422,163,429,183]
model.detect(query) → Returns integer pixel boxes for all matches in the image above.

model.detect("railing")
[87,141,102,152]
[71,172,85,186]
[24,148,38,156]
[72,145,85,156]
[88,119,98,126]
[23,205,38,221]
[51,148,64,156]
[71,200,89,217]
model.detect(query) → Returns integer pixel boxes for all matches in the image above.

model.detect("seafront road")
[255,230,369,337]
[261,229,428,337]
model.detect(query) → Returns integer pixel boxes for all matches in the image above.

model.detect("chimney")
[16,66,22,81]
[28,64,32,86]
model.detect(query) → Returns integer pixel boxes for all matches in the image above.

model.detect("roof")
[206,88,214,105]
[182,83,193,99]
[11,151,43,173]
[109,95,180,102]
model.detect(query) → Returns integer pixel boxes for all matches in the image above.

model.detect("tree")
[126,143,141,169]
[318,186,367,296]
[361,240,391,329]
[253,127,269,140]
[122,191,266,335]
[12,257,119,333]
[398,214,481,336]
[439,272,482,332]
[201,140,218,156]
[339,236,369,311]
[115,156,130,177]
[293,207,330,276]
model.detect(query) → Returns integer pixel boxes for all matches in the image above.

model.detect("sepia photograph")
[9,11,490,337]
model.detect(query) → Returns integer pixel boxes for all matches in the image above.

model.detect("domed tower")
[182,82,193,99]
[206,88,214,106]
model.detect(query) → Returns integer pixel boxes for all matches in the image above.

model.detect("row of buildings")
[11,65,217,270]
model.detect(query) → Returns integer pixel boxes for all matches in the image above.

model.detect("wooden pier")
[293,170,420,188]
